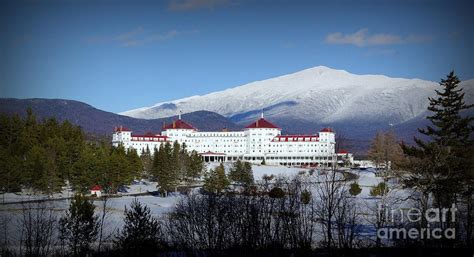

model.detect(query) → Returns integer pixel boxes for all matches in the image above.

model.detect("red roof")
[114,126,131,132]
[91,185,102,191]
[337,150,348,154]
[162,120,196,130]
[320,128,334,133]
[245,118,280,129]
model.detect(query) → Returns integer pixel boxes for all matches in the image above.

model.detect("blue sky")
[1,0,473,113]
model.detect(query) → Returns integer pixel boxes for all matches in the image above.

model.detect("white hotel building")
[112,114,337,167]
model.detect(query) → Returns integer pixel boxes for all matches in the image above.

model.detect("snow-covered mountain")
[121,66,473,139]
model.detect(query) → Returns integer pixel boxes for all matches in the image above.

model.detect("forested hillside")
[0,108,142,194]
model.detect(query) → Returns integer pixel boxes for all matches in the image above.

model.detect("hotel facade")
[112,114,337,166]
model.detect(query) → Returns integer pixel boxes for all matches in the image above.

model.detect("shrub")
[300,190,311,204]
[269,187,285,198]
[349,182,362,196]
[370,182,389,197]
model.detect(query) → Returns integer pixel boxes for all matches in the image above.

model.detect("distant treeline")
[0,108,208,195]
[0,108,142,194]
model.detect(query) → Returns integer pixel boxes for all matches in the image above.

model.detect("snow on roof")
[245,118,280,129]
[162,119,196,130]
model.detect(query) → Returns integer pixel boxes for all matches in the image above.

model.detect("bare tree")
[335,193,360,249]
[368,131,404,173]
[0,208,12,253]
[19,201,57,257]
[165,175,320,251]
[314,169,347,249]
[97,194,111,253]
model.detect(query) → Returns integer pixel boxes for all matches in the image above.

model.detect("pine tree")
[23,146,49,193]
[71,144,97,193]
[185,150,204,185]
[229,160,254,186]
[229,159,243,183]
[140,146,153,175]
[116,199,162,256]
[171,141,183,188]
[369,182,389,197]
[59,194,99,256]
[96,142,111,191]
[203,163,229,193]
[402,71,473,207]
[126,148,143,179]
[243,161,254,185]
[0,108,97,194]
[152,143,175,194]
[349,182,362,196]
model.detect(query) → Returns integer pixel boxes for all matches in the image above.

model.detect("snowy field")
[0,165,412,248]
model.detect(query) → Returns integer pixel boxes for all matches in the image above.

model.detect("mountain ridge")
[0,98,242,136]
[120,66,473,140]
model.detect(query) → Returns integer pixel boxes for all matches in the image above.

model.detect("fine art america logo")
[377,204,457,240]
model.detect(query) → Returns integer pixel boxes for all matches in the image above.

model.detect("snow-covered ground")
[206,162,307,181]
[0,164,413,248]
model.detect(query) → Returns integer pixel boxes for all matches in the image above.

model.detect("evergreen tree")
[152,143,175,194]
[0,147,22,192]
[116,199,162,256]
[109,145,127,191]
[23,145,55,193]
[0,108,151,195]
[184,150,204,185]
[126,148,143,179]
[59,194,99,256]
[203,163,229,193]
[349,182,362,196]
[369,182,389,197]
[71,144,97,193]
[96,142,112,191]
[243,161,254,185]
[140,146,153,175]
[171,141,183,188]
[401,71,473,207]
[229,160,254,186]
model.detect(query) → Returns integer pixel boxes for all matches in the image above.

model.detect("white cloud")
[168,0,230,11]
[325,28,432,47]
[325,29,369,47]
[120,29,181,47]
[115,26,145,42]
[87,27,198,47]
